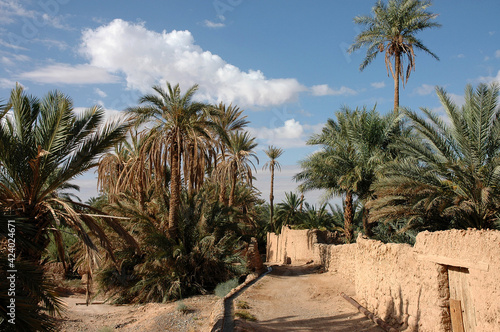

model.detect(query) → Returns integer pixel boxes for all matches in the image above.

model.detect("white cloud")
[18,63,120,84]
[74,106,127,124]
[0,0,35,24]
[495,50,500,58]
[80,19,306,108]
[35,38,68,50]
[248,119,323,148]
[0,77,16,88]
[203,20,225,28]
[310,84,356,96]
[94,88,107,98]
[477,70,500,85]
[456,54,465,59]
[371,81,385,89]
[414,83,435,96]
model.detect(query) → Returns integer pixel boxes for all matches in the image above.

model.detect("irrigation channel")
[221,267,272,332]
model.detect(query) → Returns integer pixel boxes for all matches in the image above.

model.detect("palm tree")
[98,129,156,207]
[348,0,440,113]
[215,131,258,207]
[369,83,500,231]
[262,145,284,232]
[0,85,136,329]
[127,82,216,237]
[295,106,399,240]
[210,103,249,204]
[274,192,303,233]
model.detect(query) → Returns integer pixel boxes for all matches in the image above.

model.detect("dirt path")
[234,264,384,332]
[57,294,218,331]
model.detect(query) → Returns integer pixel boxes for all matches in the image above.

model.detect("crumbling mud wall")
[266,226,323,265]
[266,228,500,332]
[355,236,449,331]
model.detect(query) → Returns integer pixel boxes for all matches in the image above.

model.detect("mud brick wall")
[266,228,500,332]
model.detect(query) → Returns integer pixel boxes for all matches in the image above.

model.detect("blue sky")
[1,0,500,205]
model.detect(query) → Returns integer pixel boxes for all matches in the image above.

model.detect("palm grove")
[1,0,500,330]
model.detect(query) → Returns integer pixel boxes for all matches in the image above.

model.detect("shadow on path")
[234,264,384,332]
[236,313,384,331]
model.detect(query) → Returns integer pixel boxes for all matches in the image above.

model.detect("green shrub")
[214,278,239,298]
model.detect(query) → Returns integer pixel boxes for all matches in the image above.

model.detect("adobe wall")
[415,230,500,332]
[355,236,449,331]
[266,228,500,332]
[266,226,321,265]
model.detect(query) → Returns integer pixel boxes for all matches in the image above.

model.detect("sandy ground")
[57,264,383,331]
[234,264,384,332]
[57,294,218,332]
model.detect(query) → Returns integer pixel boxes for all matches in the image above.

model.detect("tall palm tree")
[348,0,440,113]
[98,129,155,207]
[295,106,399,240]
[215,131,258,207]
[210,103,249,204]
[262,145,284,232]
[127,82,216,237]
[0,85,136,329]
[370,83,500,231]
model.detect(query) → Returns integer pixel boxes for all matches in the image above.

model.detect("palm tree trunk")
[219,181,227,204]
[393,53,400,115]
[168,141,180,237]
[362,206,372,237]
[270,165,275,232]
[344,191,354,243]
[229,167,237,207]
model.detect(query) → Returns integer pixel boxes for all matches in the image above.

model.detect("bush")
[214,278,239,298]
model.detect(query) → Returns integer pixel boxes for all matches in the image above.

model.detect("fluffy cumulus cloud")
[310,84,356,96]
[79,19,306,108]
[18,63,120,84]
[248,119,323,148]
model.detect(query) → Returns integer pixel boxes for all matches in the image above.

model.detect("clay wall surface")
[266,226,320,264]
[266,228,500,332]
[355,236,448,331]
[415,230,500,332]
[315,243,357,280]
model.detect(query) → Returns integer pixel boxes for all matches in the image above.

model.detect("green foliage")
[0,85,133,331]
[370,83,500,231]
[176,301,190,314]
[349,0,440,111]
[98,189,247,303]
[214,278,239,298]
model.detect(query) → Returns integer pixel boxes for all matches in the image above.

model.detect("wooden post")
[450,299,465,332]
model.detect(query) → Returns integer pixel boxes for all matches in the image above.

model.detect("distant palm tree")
[98,129,156,207]
[274,192,303,233]
[296,106,399,240]
[127,82,216,236]
[215,131,258,207]
[349,0,440,113]
[262,145,284,232]
[370,83,500,231]
[210,103,249,204]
